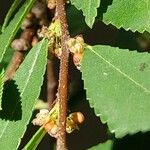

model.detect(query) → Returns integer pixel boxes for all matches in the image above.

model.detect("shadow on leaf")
[0,80,22,121]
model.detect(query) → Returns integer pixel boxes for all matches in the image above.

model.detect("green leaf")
[1,0,21,32]
[23,127,46,150]
[88,140,113,150]
[0,39,48,149]
[0,0,36,62]
[0,70,4,110]
[0,46,14,69]
[81,45,150,138]
[70,0,100,28]
[103,0,150,32]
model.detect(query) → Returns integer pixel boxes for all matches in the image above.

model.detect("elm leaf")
[0,0,36,62]
[0,39,48,149]
[103,0,150,32]
[70,0,100,28]
[1,0,21,31]
[81,45,150,138]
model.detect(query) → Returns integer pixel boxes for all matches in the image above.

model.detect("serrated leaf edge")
[2,0,21,32]
[0,80,20,135]
[71,0,100,28]
[0,0,36,62]
[0,39,48,148]
[86,45,150,93]
[81,45,150,138]
[103,2,150,33]
[103,22,149,33]
[16,39,48,147]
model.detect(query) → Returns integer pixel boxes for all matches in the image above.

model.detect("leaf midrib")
[0,40,44,139]
[20,40,44,96]
[88,46,150,93]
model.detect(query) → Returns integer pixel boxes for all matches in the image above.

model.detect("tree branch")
[55,0,70,149]
[4,28,36,81]
[4,51,24,81]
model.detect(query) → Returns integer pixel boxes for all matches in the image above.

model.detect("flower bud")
[11,39,30,51]
[71,112,85,124]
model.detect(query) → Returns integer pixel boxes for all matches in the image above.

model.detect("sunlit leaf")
[103,0,150,32]
[1,0,21,32]
[81,45,150,137]
[70,0,100,28]
[0,39,48,149]
[0,0,36,62]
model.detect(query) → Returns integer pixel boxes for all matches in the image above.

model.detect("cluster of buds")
[46,0,56,10]
[38,19,62,58]
[67,36,85,69]
[46,0,69,10]
[31,1,49,27]
[32,103,85,138]
[35,8,85,64]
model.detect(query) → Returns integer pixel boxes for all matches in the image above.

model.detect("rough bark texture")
[56,0,70,149]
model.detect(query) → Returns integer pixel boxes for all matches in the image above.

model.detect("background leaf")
[0,70,4,110]
[70,0,100,28]
[0,46,14,69]
[103,0,150,32]
[81,45,150,138]
[0,0,36,62]
[88,140,113,150]
[0,39,48,149]
[1,0,21,32]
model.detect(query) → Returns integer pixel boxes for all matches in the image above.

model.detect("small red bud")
[71,112,85,124]
[73,53,84,70]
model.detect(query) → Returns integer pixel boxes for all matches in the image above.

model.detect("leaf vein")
[89,47,150,93]
[0,40,44,139]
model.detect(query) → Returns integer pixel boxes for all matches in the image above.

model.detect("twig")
[4,28,36,81]
[4,51,24,81]
[55,0,70,149]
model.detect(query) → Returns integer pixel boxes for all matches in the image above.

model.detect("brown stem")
[4,28,36,81]
[4,51,24,81]
[55,0,70,149]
